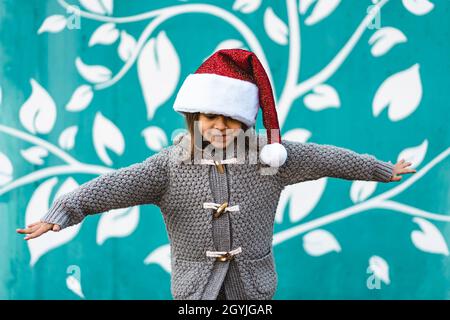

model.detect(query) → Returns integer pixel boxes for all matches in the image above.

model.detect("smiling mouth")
[213,135,229,142]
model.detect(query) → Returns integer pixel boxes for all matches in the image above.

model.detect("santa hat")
[173,48,287,167]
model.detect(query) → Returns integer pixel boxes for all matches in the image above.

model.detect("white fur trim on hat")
[259,142,287,167]
[173,73,259,127]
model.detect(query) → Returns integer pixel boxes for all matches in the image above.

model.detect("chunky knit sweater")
[40,130,394,300]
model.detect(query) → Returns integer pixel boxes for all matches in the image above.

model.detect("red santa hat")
[173,48,287,167]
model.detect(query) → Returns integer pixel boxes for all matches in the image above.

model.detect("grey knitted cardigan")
[40,130,395,300]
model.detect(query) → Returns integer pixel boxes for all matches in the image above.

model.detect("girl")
[17,49,415,300]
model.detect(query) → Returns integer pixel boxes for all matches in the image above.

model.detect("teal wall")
[1,0,449,299]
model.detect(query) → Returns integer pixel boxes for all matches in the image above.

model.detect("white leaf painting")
[303,229,341,256]
[368,255,390,285]
[58,126,79,150]
[75,57,112,84]
[397,139,428,169]
[79,0,113,15]
[372,64,422,121]
[303,84,341,111]
[65,85,93,112]
[264,7,288,45]
[19,79,57,134]
[276,179,326,224]
[368,27,407,57]
[402,0,434,16]
[96,206,140,245]
[282,128,312,143]
[299,0,316,14]
[276,129,322,223]
[232,0,262,14]
[137,31,180,120]
[214,39,246,52]
[144,243,172,274]
[88,23,119,47]
[350,180,377,203]
[118,30,137,62]
[202,40,247,63]
[0,152,13,186]
[92,112,125,166]
[26,177,82,266]
[411,217,449,255]
[20,146,49,165]
[299,0,342,26]
[141,126,168,152]
[66,275,85,299]
[37,15,67,34]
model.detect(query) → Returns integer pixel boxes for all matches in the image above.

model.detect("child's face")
[197,113,244,149]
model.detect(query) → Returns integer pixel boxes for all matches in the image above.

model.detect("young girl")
[17,49,416,300]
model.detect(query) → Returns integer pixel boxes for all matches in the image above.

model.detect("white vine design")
[1,0,448,291]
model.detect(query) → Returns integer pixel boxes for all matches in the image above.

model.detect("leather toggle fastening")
[203,202,240,218]
[214,160,224,174]
[200,158,238,165]
[199,157,238,174]
[206,247,242,262]
[214,202,228,218]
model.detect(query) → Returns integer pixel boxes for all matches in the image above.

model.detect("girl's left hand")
[390,159,417,181]
[16,221,61,240]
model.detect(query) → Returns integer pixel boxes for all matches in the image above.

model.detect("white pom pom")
[260,142,287,167]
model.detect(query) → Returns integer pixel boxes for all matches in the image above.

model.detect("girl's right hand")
[390,159,416,182]
[16,221,61,240]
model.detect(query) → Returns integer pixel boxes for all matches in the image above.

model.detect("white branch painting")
[1,0,448,298]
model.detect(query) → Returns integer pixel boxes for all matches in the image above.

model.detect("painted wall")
[1,0,449,299]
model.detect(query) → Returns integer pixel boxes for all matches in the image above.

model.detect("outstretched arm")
[276,139,396,187]
[17,147,171,239]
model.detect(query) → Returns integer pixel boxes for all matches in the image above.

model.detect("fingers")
[17,222,56,240]
[16,224,41,235]
[397,160,417,173]
[398,159,408,167]
[398,167,416,174]
[27,221,41,228]
[16,221,41,232]
[24,224,51,240]
[390,160,417,182]
[400,161,416,173]
[403,161,414,168]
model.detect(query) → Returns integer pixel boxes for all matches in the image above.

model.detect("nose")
[213,116,227,131]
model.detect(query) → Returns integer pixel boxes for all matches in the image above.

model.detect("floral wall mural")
[0,0,449,299]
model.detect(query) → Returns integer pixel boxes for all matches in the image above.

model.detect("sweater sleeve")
[276,139,395,187]
[39,148,170,230]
